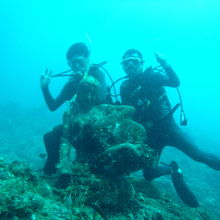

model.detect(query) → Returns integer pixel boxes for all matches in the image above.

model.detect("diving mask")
[121,57,143,78]
[68,56,90,74]
[121,57,142,68]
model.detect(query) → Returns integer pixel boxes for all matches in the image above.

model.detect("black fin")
[170,161,199,208]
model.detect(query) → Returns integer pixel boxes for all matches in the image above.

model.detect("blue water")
[0,0,220,216]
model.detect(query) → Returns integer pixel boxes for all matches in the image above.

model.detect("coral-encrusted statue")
[57,76,156,177]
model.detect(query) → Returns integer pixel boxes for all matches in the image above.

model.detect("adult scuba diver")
[40,42,107,175]
[119,49,220,207]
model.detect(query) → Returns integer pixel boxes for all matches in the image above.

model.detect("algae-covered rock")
[0,151,212,219]
[0,159,72,220]
[53,101,212,219]
[58,104,156,176]
[94,143,154,176]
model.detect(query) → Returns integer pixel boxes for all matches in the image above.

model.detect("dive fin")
[170,161,199,208]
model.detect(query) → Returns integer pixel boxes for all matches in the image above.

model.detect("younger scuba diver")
[40,42,107,175]
[119,49,220,207]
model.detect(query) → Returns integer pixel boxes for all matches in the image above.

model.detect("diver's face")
[68,55,90,75]
[121,53,144,79]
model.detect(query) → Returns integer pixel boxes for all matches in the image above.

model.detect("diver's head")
[66,42,90,75]
[76,76,101,110]
[121,49,144,79]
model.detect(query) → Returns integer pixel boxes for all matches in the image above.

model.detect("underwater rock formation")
[58,104,156,177]
[53,102,211,218]
[0,158,212,219]
[0,158,72,220]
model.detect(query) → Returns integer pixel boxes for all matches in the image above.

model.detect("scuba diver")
[40,42,107,175]
[119,48,220,207]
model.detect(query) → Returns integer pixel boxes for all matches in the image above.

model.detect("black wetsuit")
[42,65,107,174]
[120,65,220,174]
